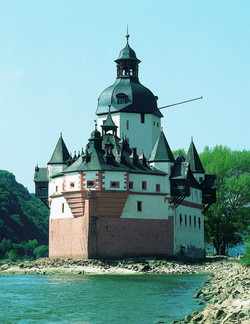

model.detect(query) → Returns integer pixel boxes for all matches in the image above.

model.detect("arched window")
[116,93,128,104]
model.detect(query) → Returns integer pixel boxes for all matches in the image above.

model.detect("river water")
[0,274,206,323]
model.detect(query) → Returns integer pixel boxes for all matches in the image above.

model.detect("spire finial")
[94,119,97,129]
[191,136,193,142]
[108,104,111,113]
[126,25,130,44]
[60,132,62,137]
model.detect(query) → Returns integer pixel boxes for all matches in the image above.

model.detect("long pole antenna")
[159,96,203,110]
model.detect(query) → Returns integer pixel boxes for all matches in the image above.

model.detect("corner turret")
[47,133,70,178]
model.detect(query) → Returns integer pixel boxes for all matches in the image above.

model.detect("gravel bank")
[0,257,240,275]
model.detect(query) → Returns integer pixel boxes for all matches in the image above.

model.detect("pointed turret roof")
[186,138,205,173]
[149,130,174,162]
[101,106,118,134]
[48,133,70,164]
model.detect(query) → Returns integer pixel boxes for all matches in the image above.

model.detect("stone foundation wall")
[88,216,174,259]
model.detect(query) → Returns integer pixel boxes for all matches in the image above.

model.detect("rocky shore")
[0,256,240,275]
[0,257,249,323]
[172,264,249,324]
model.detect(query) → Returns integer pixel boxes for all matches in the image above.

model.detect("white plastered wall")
[128,173,167,193]
[50,196,73,220]
[121,194,169,220]
[64,173,79,191]
[84,171,99,190]
[97,112,161,158]
[173,204,204,256]
[103,171,126,190]
[49,176,64,197]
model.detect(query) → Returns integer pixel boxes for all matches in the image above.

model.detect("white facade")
[98,112,161,158]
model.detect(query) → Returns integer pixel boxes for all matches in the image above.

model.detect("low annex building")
[34,34,216,259]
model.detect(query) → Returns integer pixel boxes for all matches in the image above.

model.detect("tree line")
[0,238,48,262]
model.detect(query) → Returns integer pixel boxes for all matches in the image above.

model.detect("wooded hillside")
[0,170,49,245]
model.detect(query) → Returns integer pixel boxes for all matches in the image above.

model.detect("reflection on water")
[0,274,206,323]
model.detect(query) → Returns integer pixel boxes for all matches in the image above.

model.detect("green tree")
[200,146,250,255]
[7,250,18,262]
[34,245,49,259]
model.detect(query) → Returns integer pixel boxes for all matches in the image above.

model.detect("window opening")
[189,215,191,227]
[185,214,187,227]
[87,180,95,188]
[156,184,160,192]
[142,181,147,190]
[110,181,120,188]
[126,120,129,130]
[137,201,142,212]
[194,216,196,228]
[140,113,145,124]
[62,203,64,213]
[198,217,201,229]
[129,182,133,189]
[180,214,182,225]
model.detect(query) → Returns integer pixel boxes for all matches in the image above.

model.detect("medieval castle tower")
[34,34,216,259]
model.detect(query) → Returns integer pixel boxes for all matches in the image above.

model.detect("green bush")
[7,250,18,262]
[33,245,49,259]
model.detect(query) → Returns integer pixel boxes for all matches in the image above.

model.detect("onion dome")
[96,34,162,118]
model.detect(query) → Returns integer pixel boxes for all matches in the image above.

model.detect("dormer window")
[116,93,128,104]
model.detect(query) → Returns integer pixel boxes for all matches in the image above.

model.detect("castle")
[34,34,216,259]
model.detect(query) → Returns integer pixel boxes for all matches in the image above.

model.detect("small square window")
[70,182,75,188]
[156,184,160,192]
[142,181,147,190]
[137,201,142,212]
[87,180,95,188]
[129,182,133,189]
[110,181,120,188]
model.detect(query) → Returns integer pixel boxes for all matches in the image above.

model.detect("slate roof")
[186,138,205,173]
[63,131,165,176]
[34,166,48,182]
[115,42,141,62]
[96,38,162,118]
[48,134,71,164]
[170,155,200,188]
[200,174,217,189]
[101,108,118,132]
[149,130,175,162]
[96,78,162,117]
[170,155,189,180]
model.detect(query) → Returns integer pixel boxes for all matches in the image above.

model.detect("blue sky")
[0,0,249,192]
